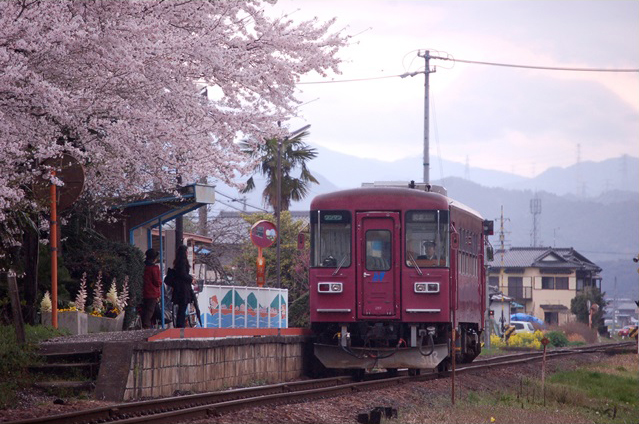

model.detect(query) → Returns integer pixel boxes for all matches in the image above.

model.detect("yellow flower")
[490,417,496,423]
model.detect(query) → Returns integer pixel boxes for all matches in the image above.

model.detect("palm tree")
[239,130,318,213]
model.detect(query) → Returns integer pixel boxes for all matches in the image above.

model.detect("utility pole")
[276,123,282,291]
[418,50,435,184]
[612,277,617,336]
[401,50,436,184]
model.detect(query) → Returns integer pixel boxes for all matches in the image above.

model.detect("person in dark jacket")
[172,245,194,328]
[142,248,162,328]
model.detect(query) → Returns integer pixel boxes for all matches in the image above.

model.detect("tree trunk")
[7,271,26,344]
[22,220,40,325]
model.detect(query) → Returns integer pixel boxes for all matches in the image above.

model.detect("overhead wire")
[434,55,639,73]
[214,189,269,212]
[297,55,639,85]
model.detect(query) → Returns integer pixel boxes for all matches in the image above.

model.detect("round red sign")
[250,220,277,248]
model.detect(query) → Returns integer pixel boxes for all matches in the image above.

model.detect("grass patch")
[549,369,638,406]
[479,346,503,357]
[0,324,66,409]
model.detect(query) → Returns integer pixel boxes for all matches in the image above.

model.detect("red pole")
[50,171,58,329]
[451,327,456,405]
[256,247,265,287]
[542,343,547,406]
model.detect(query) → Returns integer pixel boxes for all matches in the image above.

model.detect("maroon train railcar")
[308,184,493,372]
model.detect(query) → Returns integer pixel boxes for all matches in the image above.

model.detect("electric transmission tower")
[530,194,542,247]
[496,205,511,266]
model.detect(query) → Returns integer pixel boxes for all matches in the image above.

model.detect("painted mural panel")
[199,285,288,328]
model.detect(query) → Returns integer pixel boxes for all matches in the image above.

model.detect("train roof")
[311,186,484,219]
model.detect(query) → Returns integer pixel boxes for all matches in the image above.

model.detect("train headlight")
[414,282,439,293]
[318,282,343,293]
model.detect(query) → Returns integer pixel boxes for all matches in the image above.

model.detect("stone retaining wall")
[123,336,308,400]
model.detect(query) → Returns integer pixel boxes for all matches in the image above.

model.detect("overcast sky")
[271,0,639,178]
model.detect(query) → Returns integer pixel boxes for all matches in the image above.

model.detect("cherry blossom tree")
[0,0,347,250]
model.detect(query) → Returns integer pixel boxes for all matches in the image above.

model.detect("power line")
[214,189,269,212]
[433,55,639,73]
[212,199,246,213]
[297,74,400,84]
[297,55,639,85]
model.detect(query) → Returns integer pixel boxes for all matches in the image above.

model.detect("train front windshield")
[311,210,352,268]
[405,210,449,267]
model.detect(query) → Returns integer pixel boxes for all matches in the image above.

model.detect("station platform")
[38,327,313,402]
[149,327,311,341]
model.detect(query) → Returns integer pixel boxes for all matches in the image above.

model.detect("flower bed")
[87,312,125,333]
[41,311,88,335]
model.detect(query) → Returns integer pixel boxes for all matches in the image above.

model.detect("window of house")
[544,312,559,325]
[489,276,499,288]
[555,277,569,289]
[508,277,523,299]
[542,276,569,290]
[542,276,554,290]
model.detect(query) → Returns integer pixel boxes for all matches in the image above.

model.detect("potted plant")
[87,273,128,333]
[40,273,89,335]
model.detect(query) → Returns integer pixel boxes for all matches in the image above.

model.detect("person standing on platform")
[172,245,195,328]
[142,248,162,329]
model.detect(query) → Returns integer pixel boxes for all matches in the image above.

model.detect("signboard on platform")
[198,284,288,329]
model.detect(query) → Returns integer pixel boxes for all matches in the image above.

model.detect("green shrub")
[546,330,569,347]
[288,292,309,328]
[0,324,65,408]
[58,216,145,329]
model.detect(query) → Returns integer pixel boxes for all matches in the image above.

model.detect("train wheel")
[386,368,398,377]
[437,358,451,373]
[408,368,421,376]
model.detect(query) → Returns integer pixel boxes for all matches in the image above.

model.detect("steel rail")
[8,341,635,424]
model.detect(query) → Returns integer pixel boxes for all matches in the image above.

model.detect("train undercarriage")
[312,321,482,373]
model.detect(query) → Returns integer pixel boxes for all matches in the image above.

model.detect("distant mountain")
[505,155,639,196]
[305,146,638,198]
[429,177,638,301]
[599,259,639,300]
[307,145,528,189]
[437,176,637,263]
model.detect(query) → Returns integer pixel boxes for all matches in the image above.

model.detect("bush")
[60,218,144,329]
[546,330,569,347]
[490,334,505,348]
[0,324,65,408]
[508,332,542,350]
[288,292,309,328]
[559,321,597,344]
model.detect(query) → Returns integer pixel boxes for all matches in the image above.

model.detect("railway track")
[8,341,635,424]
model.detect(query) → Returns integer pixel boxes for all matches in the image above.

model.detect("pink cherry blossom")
[0,0,347,250]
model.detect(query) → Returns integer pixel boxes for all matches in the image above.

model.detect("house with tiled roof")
[487,247,602,325]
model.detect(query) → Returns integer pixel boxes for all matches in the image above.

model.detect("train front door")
[356,212,400,318]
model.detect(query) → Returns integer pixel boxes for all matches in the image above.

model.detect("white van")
[510,320,535,334]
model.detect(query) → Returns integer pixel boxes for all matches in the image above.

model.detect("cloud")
[275,0,639,176]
